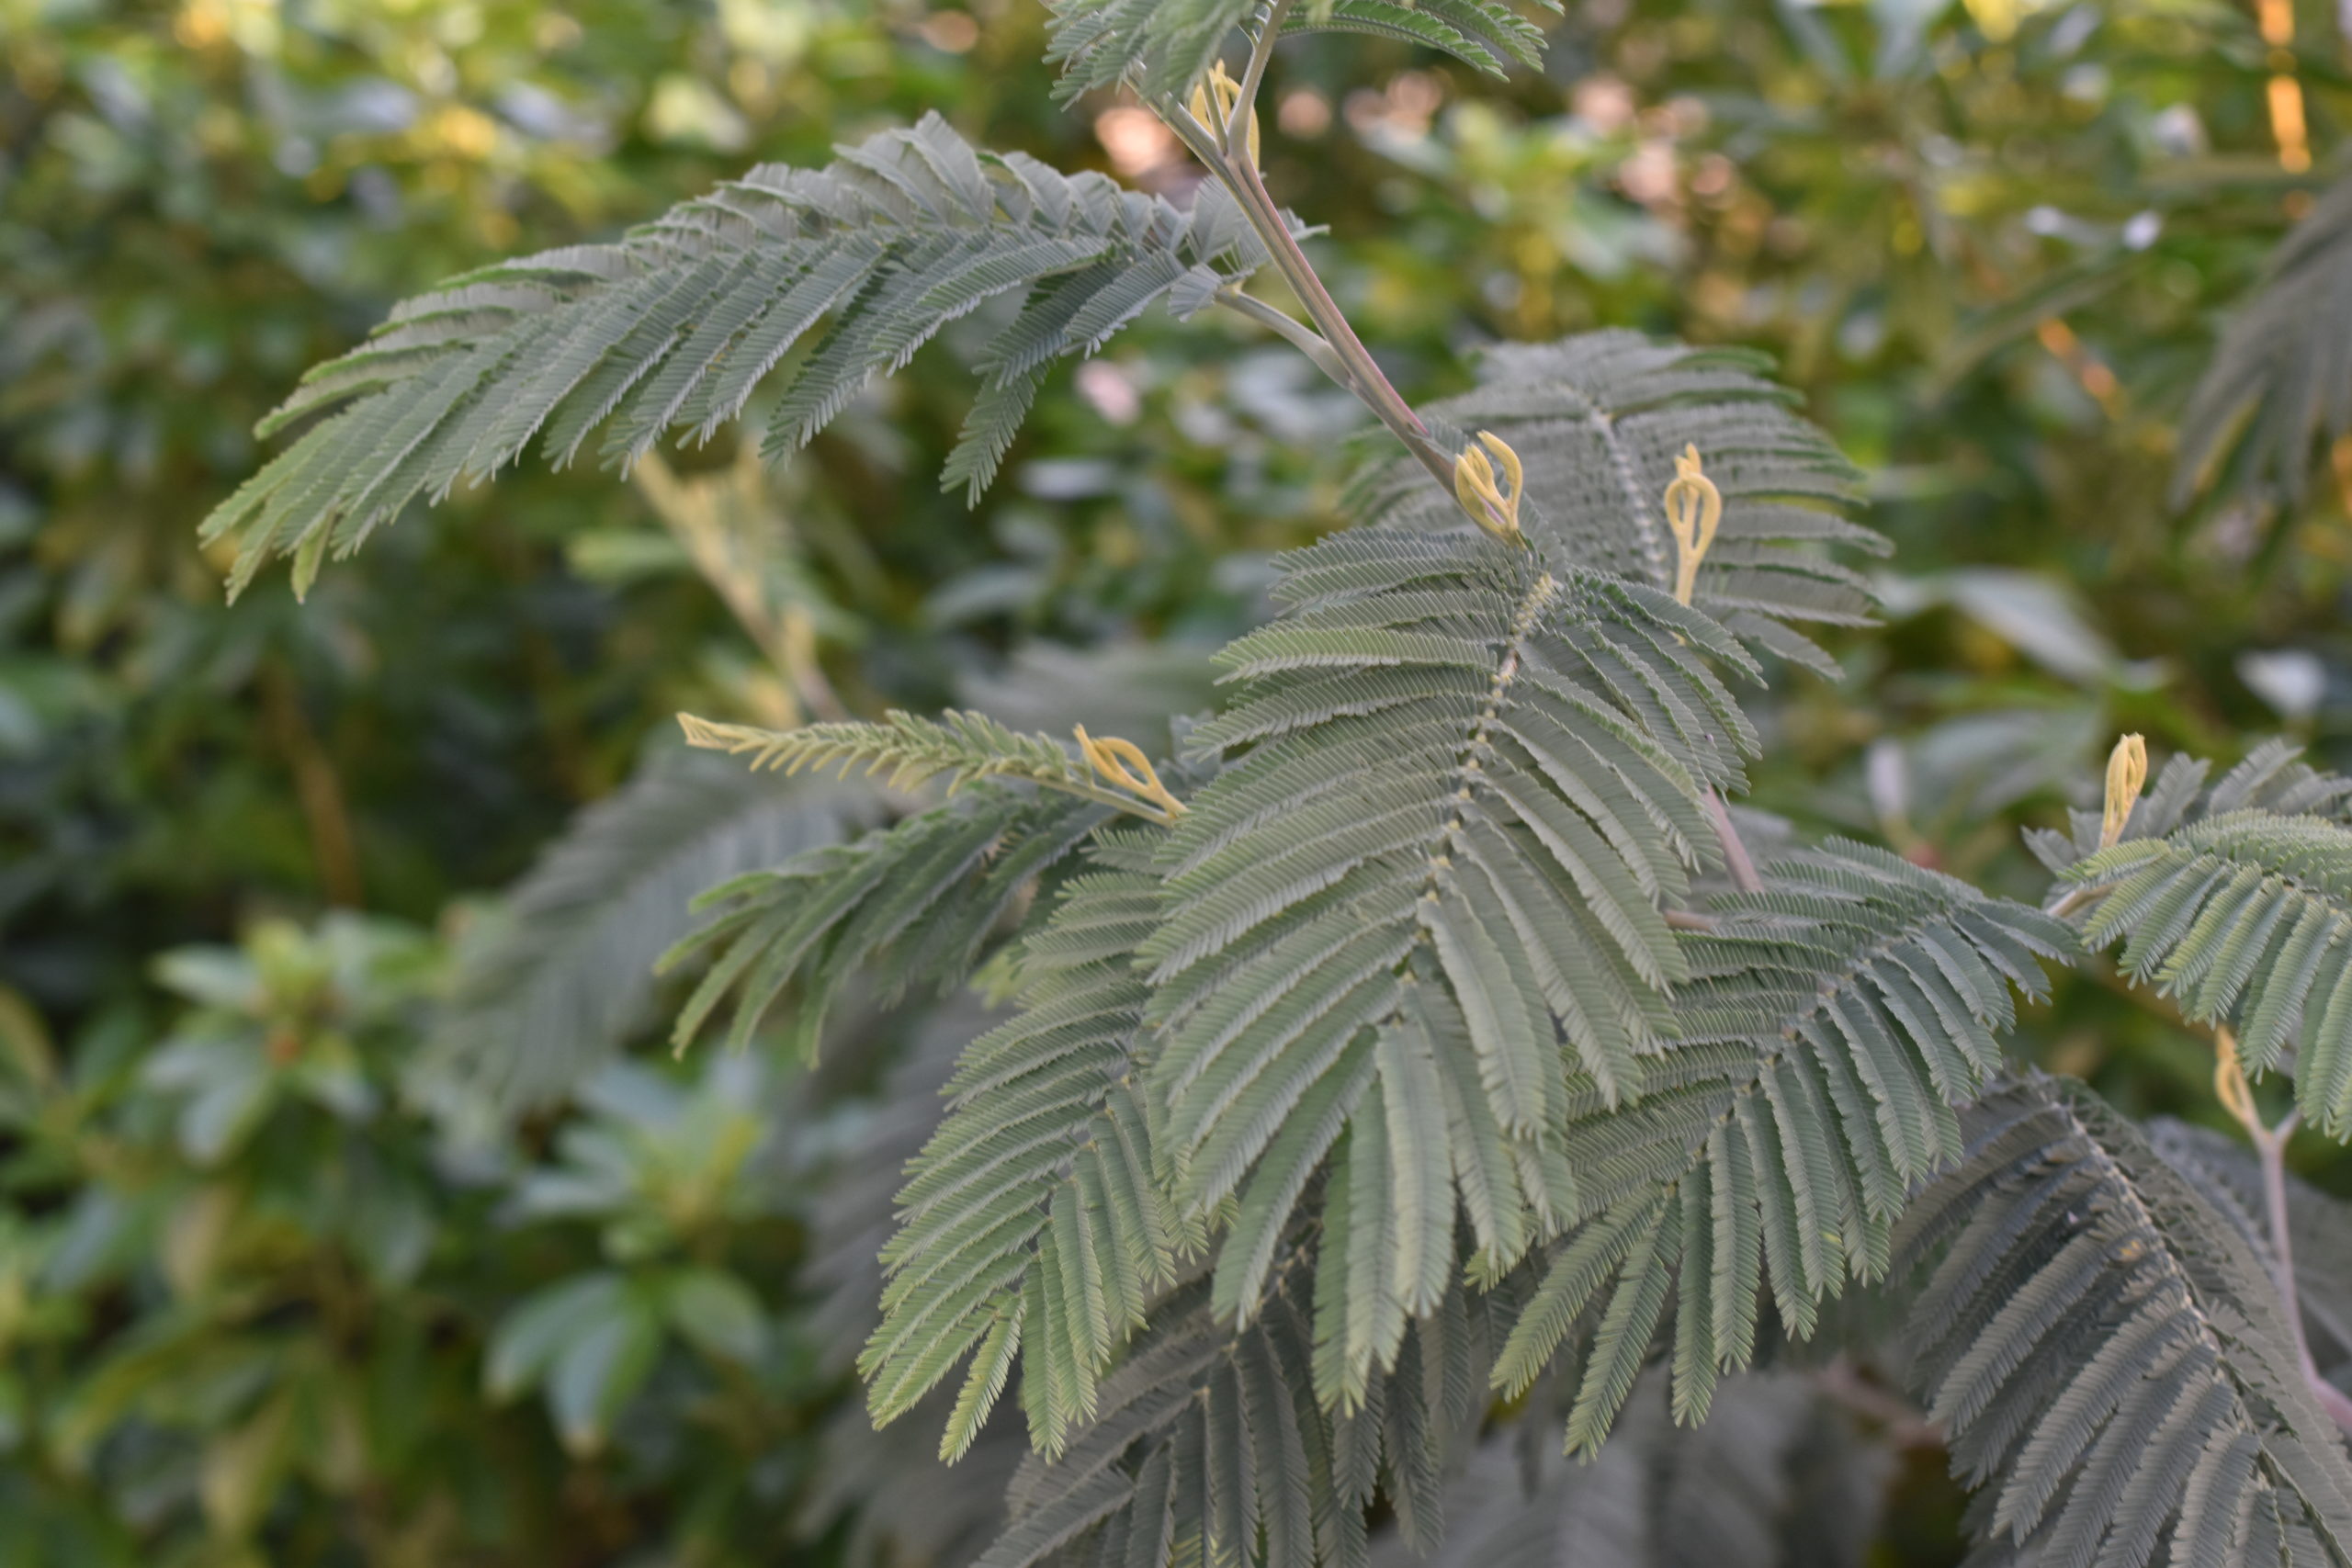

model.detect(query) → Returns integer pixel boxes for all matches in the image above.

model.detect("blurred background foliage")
[6,0,2352,1561]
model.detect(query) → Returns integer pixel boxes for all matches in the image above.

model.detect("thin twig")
[261,660,364,907]
[1157,0,1454,491]
[1705,789,1764,895]
[1211,288,1354,389]
[2048,883,2101,919]
[2214,1026,2352,1438]
[1812,1358,1943,1450]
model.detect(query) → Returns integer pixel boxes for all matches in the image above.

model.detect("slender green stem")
[1171,15,1765,882]
[1156,1,1454,491]
[2049,882,2101,919]
[2214,1029,2352,1437]
[1212,288,1352,387]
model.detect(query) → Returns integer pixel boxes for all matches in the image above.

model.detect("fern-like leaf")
[1046,0,1553,106]
[800,1005,1037,1568]
[1139,526,1760,1369]
[2043,742,2352,1136]
[425,750,882,1111]
[2174,173,2352,511]
[1344,332,1882,673]
[1371,1369,1894,1568]
[681,709,1094,795]
[1894,1075,2352,1568]
[979,1269,1494,1568]
[864,838,1193,1460]
[203,114,1272,594]
[1487,841,2070,1452]
[662,781,1114,1055]
[2149,1117,2352,1378]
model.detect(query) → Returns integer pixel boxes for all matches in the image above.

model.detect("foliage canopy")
[15,0,2352,1563]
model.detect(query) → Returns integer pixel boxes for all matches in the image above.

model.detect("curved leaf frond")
[1488,841,2070,1453]
[663,782,1114,1055]
[978,1270,1493,1568]
[1344,332,1882,672]
[2175,173,2352,511]
[2043,742,2352,1135]
[1370,1369,1894,1568]
[1140,527,1760,1363]
[801,1006,1036,1568]
[426,751,882,1111]
[682,709,1091,795]
[2149,1118,2352,1378]
[1894,1075,2352,1568]
[1046,0,1552,107]
[865,838,1193,1459]
[202,114,1272,594]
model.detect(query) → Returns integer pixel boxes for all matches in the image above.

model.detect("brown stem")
[2253,1116,2352,1435]
[1225,152,1451,487]
[1705,789,1764,894]
[1812,1358,1943,1450]
[260,661,364,907]
[2214,1028,2352,1438]
[1161,0,1453,491]
[633,452,847,725]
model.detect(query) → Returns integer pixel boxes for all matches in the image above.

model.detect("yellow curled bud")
[2099,733,2147,849]
[1453,430,1523,544]
[2213,1024,2259,1129]
[1075,726,1188,818]
[1662,443,1722,606]
[1189,62,1259,165]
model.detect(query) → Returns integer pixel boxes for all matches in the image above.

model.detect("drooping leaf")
[663,781,1114,1055]
[2041,741,2352,1136]
[427,750,880,1111]
[1140,525,1760,1375]
[1894,1075,2352,1568]
[2175,173,2352,511]
[203,114,1273,594]
[864,835,1192,1460]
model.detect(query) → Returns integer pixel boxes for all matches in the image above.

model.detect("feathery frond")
[680,709,1088,793]
[2148,1118,2352,1377]
[1046,0,1550,107]
[680,708,1190,824]
[1344,333,1882,673]
[1487,841,2070,1453]
[801,1006,1036,1568]
[200,114,1273,594]
[2174,173,2352,511]
[864,839,1193,1460]
[978,1269,1497,1568]
[2042,742,2352,1136]
[1283,0,1551,79]
[1894,1075,2352,1568]
[662,781,1114,1055]
[1140,526,1759,1359]
[1371,1370,1894,1568]
[426,751,882,1111]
